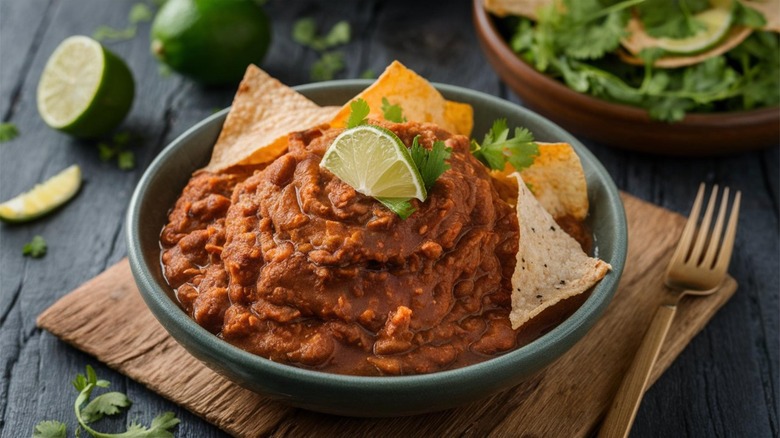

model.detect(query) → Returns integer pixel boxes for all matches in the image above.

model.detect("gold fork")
[599,183,741,438]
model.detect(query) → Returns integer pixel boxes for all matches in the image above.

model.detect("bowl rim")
[471,0,780,125]
[126,80,627,389]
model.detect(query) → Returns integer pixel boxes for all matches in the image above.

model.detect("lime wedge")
[656,8,734,54]
[321,125,426,201]
[37,36,134,138]
[0,165,82,223]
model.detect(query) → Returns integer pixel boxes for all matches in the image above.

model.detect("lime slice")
[0,165,82,223]
[37,36,134,138]
[321,125,426,202]
[655,8,734,54]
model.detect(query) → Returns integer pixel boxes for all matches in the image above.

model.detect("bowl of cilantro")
[473,0,779,155]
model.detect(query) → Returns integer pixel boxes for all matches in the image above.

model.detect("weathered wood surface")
[36,194,736,437]
[0,0,777,437]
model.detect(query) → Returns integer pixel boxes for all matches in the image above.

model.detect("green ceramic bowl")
[127,81,627,417]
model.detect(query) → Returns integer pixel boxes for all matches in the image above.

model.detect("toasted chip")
[483,0,555,19]
[205,65,339,172]
[509,173,610,329]
[491,142,588,221]
[620,18,752,68]
[329,61,474,136]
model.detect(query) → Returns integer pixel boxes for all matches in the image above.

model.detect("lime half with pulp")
[321,125,426,203]
[656,7,734,54]
[37,36,134,138]
[0,164,82,223]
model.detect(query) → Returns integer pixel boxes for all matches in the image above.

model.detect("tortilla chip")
[492,142,588,221]
[509,173,611,329]
[620,19,752,68]
[483,0,555,19]
[205,65,339,171]
[329,61,474,136]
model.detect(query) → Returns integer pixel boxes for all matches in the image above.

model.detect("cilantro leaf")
[292,17,317,46]
[33,420,67,438]
[118,151,136,170]
[359,68,376,79]
[471,119,539,171]
[81,392,132,423]
[346,98,370,128]
[293,19,351,52]
[310,50,345,81]
[733,1,767,29]
[377,198,416,220]
[410,136,451,191]
[128,3,152,25]
[638,0,710,39]
[22,235,47,258]
[381,97,406,123]
[0,122,19,142]
[92,25,136,42]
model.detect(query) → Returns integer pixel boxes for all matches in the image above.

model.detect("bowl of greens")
[473,0,779,155]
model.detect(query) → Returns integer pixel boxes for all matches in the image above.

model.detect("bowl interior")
[127,81,627,415]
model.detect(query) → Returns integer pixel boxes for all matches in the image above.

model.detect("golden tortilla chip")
[205,65,339,172]
[483,0,555,19]
[329,61,474,136]
[509,173,611,329]
[491,142,589,221]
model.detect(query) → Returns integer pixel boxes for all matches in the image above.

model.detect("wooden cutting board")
[37,193,737,437]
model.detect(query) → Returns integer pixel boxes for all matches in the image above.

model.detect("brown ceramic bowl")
[472,0,780,155]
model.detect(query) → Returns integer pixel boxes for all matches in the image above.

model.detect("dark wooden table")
[1,0,777,436]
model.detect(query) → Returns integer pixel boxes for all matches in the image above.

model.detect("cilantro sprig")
[292,18,352,81]
[0,122,19,142]
[34,365,179,438]
[470,119,539,171]
[23,235,47,258]
[381,97,406,123]
[411,136,451,190]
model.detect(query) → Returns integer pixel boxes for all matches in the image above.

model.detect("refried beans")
[160,120,587,375]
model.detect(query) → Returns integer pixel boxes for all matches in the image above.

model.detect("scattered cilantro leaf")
[381,97,406,123]
[310,51,345,81]
[359,69,376,79]
[0,122,19,142]
[346,98,370,128]
[377,198,416,220]
[471,119,539,171]
[33,420,67,438]
[292,18,351,52]
[81,392,132,424]
[638,0,710,39]
[129,3,153,25]
[118,151,136,170]
[40,365,181,438]
[733,1,767,29]
[93,25,136,42]
[410,136,451,190]
[23,235,47,258]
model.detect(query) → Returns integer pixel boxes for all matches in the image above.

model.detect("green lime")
[0,165,82,223]
[655,7,733,54]
[321,125,426,201]
[150,0,272,85]
[37,36,134,138]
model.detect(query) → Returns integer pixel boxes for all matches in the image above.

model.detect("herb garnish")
[98,132,136,171]
[346,98,370,128]
[23,235,47,258]
[34,365,180,438]
[381,97,407,123]
[471,119,539,171]
[292,18,352,81]
[411,136,451,190]
[0,122,19,142]
[507,0,777,121]
[93,3,153,43]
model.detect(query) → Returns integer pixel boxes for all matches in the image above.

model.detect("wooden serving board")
[37,193,737,437]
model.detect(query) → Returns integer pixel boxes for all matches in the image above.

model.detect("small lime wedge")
[656,8,734,54]
[321,125,426,202]
[37,36,134,138]
[0,165,82,223]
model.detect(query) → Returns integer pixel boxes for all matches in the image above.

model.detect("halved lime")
[655,7,734,54]
[321,125,426,202]
[37,36,134,138]
[0,165,82,223]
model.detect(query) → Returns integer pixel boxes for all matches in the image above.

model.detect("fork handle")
[599,304,677,438]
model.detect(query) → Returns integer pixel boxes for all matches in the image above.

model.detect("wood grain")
[36,193,737,437]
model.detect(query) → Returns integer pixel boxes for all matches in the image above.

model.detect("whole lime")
[150,0,272,85]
